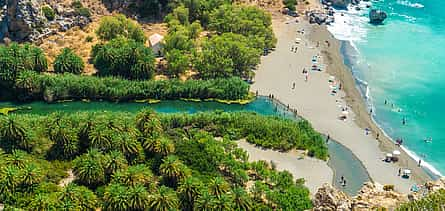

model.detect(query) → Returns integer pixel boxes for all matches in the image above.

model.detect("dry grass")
[38,0,168,75]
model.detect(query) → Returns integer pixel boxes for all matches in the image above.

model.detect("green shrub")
[42,5,55,21]
[53,48,84,74]
[96,14,146,43]
[283,0,297,11]
[85,36,94,42]
[92,37,155,80]
[0,43,47,85]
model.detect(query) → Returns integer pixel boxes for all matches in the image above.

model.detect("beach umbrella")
[386,153,393,157]
[342,111,349,115]
[393,150,401,156]
[403,169,412,174]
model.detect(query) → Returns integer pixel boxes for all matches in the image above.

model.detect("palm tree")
[208,177,230,199]
[232,187,253,210]
[148,186,179,211]
[143,136,175,157]
[0,116,30,152]
[127,184,150,210]
[0,165,22,193]
[72,149,105,187]
[214,194,234,210]
[155,137,175,156]
[59,183,98,210]
[103,183,129,211]
[6,149,29,168]
[135,108,162,136]
[104,150,128,177]
[112,134,140,158]
[49,124,79,159]
[21,163,43,187]
[178,176,202,210]
[29,193,58,210]
[111,164,153,187]
[88,125,113,151]
[159,155,190,187]
[195,191,217,211]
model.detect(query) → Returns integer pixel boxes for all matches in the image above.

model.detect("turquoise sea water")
[328,0,445,176]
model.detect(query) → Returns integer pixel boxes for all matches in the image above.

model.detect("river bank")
[251,10,432,194]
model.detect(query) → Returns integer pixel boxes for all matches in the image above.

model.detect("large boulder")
[322,0,351,9]
[312,183,352,210]
[369,9,387,24]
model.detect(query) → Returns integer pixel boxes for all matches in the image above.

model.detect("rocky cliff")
[0,0,90,42]
[313,179,445,210]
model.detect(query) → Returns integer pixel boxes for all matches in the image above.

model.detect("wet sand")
[251,14,431,193]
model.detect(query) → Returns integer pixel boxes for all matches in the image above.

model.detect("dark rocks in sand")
[369,9,387,24]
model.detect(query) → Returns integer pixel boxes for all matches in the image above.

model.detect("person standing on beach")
[326,134,330,143]
[398,168,401,176]
[292,82,296,89]
[418,159,422,167]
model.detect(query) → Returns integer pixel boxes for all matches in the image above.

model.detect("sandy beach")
[251,12,432,194]
[238,140,333,195]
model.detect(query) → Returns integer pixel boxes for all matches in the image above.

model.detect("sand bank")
[251,14,431,193]
[237,140,333,195]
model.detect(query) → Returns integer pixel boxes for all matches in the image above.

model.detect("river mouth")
[0,96,370,195]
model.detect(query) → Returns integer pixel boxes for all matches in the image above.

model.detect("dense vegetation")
[14,71,249,102]
[0,110,324,210]
[0,43,47,86]
[54,48,85,74]
[397,189,445,210]
[92,37,156,80]
[162,3,276,79]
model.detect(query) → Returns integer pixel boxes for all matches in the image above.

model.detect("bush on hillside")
[92,37,155,80]
[54,48,84,74]
[96,14,146,43]
[42,5,55,21]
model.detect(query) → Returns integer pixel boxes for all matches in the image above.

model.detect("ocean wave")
[397,0,425,8]
[326,3,370,41]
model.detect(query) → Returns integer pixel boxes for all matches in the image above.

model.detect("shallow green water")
[0,97,370,195]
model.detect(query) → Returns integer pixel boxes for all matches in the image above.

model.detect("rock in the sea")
[369,9,387,24]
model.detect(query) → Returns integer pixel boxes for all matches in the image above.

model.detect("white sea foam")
[397,0,425,8]
[326,4,369,41]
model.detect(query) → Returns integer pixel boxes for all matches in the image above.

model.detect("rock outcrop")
[369,9,387,24]
[0,0,91,42]
[312,182,408,210]
[313,183,352,210]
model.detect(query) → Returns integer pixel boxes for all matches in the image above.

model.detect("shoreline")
[251,10,433,194]
[306,24,435,182]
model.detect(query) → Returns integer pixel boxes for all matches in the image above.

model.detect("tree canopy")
[0,110,324,210]
[96,15,146,43]
[92,37,156,80]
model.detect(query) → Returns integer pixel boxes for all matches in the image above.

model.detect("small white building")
[149,33,164,57]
